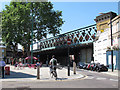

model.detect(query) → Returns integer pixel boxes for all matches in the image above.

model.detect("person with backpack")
[49,55,57,79]
[49,55,57,69]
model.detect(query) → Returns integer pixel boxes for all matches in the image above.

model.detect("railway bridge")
[33,24,97,65]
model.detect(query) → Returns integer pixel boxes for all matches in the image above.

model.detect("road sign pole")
[67,38,71,76]
[68,46,70,76]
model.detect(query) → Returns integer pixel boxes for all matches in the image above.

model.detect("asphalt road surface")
[2,68,119,89]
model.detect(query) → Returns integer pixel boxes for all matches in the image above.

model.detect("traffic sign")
[67,38,71,45]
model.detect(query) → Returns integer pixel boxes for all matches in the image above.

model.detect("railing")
[34,24,97,52]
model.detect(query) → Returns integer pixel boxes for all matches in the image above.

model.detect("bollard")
[73,61,76,74]
[37,65,40,79]
[5,66,10,75]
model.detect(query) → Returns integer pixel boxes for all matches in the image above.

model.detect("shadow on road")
[56,78,68,80]
[4,71,36,79]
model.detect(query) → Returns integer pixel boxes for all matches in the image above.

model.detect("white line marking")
[86,76,94,79]
[110,79,118,82]
[96,77,107,80]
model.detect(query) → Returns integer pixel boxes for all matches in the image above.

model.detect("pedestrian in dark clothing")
[0,59,6,78]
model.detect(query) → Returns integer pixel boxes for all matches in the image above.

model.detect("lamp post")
[110,13,113,72]
[31,2,33,64]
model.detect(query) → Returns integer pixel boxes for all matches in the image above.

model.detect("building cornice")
[108,15,120,25]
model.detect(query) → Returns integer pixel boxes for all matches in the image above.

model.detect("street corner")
[34,74,86,82]
[55,73,87,81]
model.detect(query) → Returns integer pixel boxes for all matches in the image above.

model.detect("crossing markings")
[85,76,118,82]
[110,79,118,82]
[86,76,94,79]
[96,77,107,80]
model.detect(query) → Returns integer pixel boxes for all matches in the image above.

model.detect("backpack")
[52,59,57,66]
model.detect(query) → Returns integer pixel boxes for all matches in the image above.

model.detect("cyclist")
[49,55,57,79]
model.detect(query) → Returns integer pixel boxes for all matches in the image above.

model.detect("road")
[2,68,119,89]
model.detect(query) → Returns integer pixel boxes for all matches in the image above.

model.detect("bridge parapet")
[34,24,97,52]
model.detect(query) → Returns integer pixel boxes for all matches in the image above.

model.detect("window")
[98,49,101,51]
[98,41,101,43]
[2,54,4,58]
[103,39,107,41]
[2,49,4,52]
[98,53,102,55]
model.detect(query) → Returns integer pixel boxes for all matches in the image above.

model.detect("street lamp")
[110,13,113,72]
[31,2,33,64]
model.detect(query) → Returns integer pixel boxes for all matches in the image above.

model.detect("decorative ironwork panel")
[35,24,97,51]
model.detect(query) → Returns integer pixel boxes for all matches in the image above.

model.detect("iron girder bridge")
[33,24,97,52]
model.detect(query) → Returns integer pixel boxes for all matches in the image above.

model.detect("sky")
[0,1,119,49]
[1,1,118,34]
[52,2,118,34]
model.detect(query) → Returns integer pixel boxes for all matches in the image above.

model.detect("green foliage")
[2,2,64,56]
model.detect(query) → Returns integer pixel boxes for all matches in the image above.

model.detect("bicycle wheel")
[53,71,57,80]
[53,71,57,77]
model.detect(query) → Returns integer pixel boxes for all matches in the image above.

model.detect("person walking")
[0,59,6,78]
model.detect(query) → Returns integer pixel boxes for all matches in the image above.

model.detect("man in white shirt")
[49,55,57,75]
[49,55,57,66]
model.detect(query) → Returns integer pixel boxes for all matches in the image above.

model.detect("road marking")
[86,76,94,79]
[110,79,118,82]
[96,77,107,80]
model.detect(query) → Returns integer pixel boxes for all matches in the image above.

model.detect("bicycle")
[50,64,64,80]
[50,66,57,80]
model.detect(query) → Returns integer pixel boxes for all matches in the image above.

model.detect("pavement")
[0,64,119,82]
[100,69,119,77]
[1,64,85,82]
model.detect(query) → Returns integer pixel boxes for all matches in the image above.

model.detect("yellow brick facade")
[96,19,110,32]
[94,12,117,33]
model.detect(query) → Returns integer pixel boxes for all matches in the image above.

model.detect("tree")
[2,2,64,57]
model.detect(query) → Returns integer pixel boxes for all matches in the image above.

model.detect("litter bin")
[5,66,10,75]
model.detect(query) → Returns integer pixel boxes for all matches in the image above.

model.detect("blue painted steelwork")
[34,24,97,52]
[106,50,120,70]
